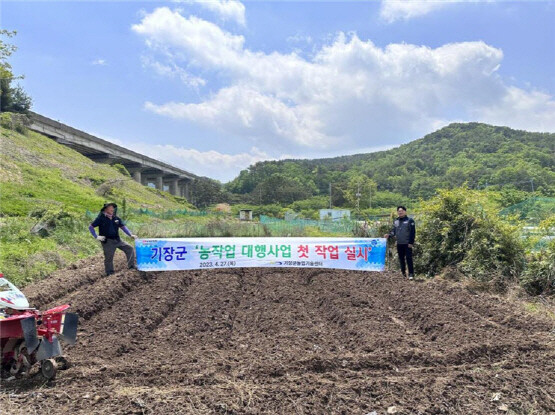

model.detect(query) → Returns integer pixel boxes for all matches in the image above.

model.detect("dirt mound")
[1,257,554,414]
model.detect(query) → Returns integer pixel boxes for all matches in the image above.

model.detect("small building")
[239,209,253,221]
[319,209,351,221]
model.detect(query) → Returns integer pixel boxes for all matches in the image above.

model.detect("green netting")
[85,208,211,220]
[500,198,555,251]
[500,197,555,223]
[126,220,270,238]
[259,215,387,236]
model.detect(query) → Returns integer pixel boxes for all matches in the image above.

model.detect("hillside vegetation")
[227,123,555,205]
[0,118,194,284]
[0,118,191,216]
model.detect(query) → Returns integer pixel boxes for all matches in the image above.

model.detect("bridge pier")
[184,181,190,200]
[127,168,143,184]
[156,175,164,191]
[169,178,180,196]
[178,180,191,200]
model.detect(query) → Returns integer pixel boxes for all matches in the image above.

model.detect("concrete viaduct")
[28,112,195,199]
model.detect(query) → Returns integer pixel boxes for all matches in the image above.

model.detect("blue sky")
[3,1,555,181]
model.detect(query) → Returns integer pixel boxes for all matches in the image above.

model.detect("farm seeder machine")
[0,273,78,380]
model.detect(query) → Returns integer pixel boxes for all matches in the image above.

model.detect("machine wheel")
[9,341,31,376]
[9,360,20,376]
[55,356,70,370]
[40,359,57,380]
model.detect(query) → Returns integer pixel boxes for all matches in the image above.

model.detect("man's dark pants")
[396,244,414,276]
[102,238,135,274]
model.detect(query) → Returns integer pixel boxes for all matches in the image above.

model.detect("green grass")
[0,216,101,286]
[523,301,555,321]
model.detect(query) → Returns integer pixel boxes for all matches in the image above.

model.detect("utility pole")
[329,182,332,209]
[530,178,535,193]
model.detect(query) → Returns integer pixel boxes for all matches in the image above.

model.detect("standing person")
[88,203,138,276]
[384,206,416,280]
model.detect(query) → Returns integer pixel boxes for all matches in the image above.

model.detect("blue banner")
[136,237,386,272]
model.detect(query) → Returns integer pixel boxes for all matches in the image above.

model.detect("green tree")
[225,122,555,203]
[0,30,16,79]
[252,174,314,205]
[0,30,32,113]
[192,177,229,208]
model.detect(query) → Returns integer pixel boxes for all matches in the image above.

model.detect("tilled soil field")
[1,255,554,414]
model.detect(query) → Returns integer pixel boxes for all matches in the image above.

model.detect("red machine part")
[0,312,37,338]
[1,273,77,379]
[0,305,70,342]
[1,305,72,368]
[38,305,71,343]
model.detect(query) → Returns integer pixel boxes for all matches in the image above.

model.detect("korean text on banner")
[136,237,386,272]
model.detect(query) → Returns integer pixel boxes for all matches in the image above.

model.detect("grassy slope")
[0,127,192,216]
[0,126,193,285]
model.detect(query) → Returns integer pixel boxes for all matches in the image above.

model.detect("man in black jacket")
[384,206,416,280]
[89,203,138,276]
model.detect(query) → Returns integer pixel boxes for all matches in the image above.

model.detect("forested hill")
[226,123,555,202]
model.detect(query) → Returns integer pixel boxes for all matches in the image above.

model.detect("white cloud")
[141,56,206,88]
[132,8,244,67]
[92,58,107,65]
[379,1,498,23]
[380,0,449,22]
[476,86,555,132]
[145,86,330,150]
[126,143,273,181]
[178,0,246,26]
[286,33,313,45]
[133,7,555,160]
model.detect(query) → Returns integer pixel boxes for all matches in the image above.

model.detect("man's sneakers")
[400,271,415,280]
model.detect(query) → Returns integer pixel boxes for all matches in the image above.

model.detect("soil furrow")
[2,260,554,415]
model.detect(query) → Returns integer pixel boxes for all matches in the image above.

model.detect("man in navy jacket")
[89,203,138,276]
[384,206,416,280]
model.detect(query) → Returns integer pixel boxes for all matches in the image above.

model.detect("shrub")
[415,188,525,285]
[521,241,555,295]
[0,112,29,134]
[299,209,319,220]
[112,163,130,177]
[371,191,410,209]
